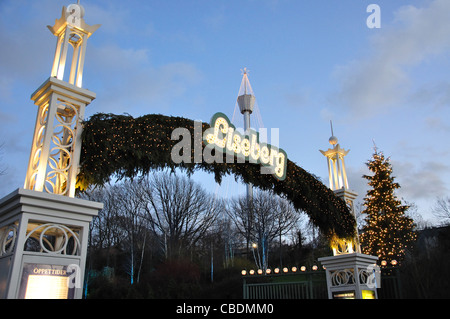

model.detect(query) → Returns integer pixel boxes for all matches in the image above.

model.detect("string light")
[241,265,322,276]
[360,150,416,265]
[78,112,357,240]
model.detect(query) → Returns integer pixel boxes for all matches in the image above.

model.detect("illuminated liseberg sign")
[171,112,287,180]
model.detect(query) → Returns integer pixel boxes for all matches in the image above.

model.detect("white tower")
[0,2,102,299]
[24,2,100,198]
[319,122,350,191]
[318,124,379,300]
[320,122,360,255]
[237,68,256,204]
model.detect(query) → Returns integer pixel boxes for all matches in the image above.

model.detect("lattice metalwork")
[24,95,84,197]
[24,222,81,256]
[45,99,80,195]
[0,223,18,257]
[24,2,98,198]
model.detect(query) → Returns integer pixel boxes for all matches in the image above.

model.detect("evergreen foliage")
[360,150,416,264]
[78,113,356,239]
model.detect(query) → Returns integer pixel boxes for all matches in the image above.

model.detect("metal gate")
[243,272,328,299]
[242,269,402,299]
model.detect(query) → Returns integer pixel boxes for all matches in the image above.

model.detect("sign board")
[332,290,355,299]
[18,263,77,299]
[362,289,376,299]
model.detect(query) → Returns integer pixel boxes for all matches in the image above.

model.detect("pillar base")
[0,188,102,299]
[319,253,379,299]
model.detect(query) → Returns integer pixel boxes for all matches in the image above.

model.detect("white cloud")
[332,0,450,118]
[85,43,203,115]
[83,2,132,35]
[393,160,450,201]
[408,81,450,111]
[425,116,450,132]
[341,165,370,204]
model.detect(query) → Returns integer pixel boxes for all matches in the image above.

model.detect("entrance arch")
[77,113,356,240]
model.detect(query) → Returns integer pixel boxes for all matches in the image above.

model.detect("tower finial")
[320,121,350,190]
[329,120,338,145]
[47,2,100,87]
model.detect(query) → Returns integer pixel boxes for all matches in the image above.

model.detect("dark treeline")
[78,169,450,298]
[79,170,328,298]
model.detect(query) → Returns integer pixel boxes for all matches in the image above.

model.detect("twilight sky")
[1,0,449,225]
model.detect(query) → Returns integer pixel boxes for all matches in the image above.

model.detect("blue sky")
[1,0,449,225]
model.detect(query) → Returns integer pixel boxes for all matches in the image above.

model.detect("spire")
[319,122,350,191]
[319,123,361,255]
[329,120,338,145]
[24,3,99,197]
[238,68,255,96]
[237,67,255,115]
[236,68,255,209]
[47,2,100,88]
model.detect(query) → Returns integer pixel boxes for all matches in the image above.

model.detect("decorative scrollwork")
[44,100,80,195]
[331,236,355,256]
[0,224,18,257]
[330,269,355,286]
[26,103,49,191]
[358,268,372,285]
[25,223,80,256]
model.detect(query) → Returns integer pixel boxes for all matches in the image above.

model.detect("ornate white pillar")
[0,2,103,299]
[319,133,350,192]
[319,125,380,299]
[0,189,102,299]
[24,78,96,198]
[48,3,100,88]
[319,253,379,299]
[24,3,100,198]
[320,129,360,255]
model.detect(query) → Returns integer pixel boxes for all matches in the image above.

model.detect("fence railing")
[378,267,402,299]
[243,271,328,299]
[243,268,402,299]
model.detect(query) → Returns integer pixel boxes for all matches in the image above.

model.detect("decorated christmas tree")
[360,149,416,265]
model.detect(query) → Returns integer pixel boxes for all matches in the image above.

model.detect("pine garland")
[78,113,356,239]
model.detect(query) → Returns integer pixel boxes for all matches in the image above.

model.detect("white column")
[56,30,71,81]
[340,155,349,190]
[327,158,333,189]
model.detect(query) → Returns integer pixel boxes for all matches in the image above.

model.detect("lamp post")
[251,242,262,271]
[237,68,256,214]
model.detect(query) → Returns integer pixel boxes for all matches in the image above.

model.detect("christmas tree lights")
[360,150,416,265]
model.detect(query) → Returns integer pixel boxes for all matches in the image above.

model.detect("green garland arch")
[78,113,356,240]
